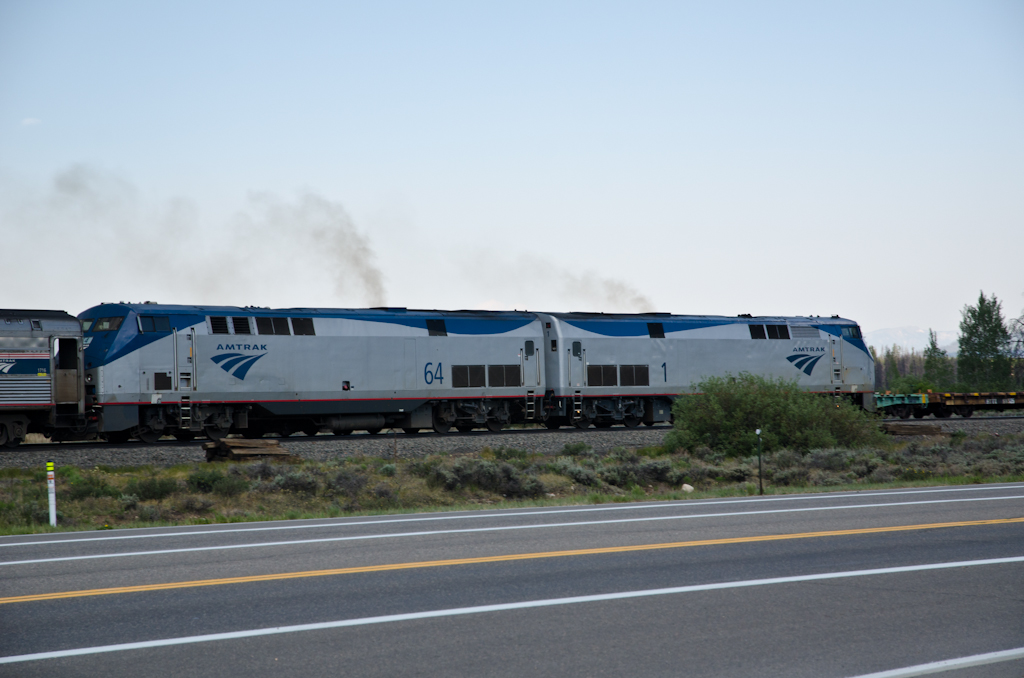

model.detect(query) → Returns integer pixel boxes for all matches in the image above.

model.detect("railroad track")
[14,424,675,450]
[878,415,1024,423]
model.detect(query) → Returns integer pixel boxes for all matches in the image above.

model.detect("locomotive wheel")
[622,416,640,429]
[332,429,352,436]
[898,407,912,420]
[485,420,502,433]
[642,421,655,426]
[456,425,475,433]
[573,418,591,429]
[205,425,229,442]
[173,431,196,442]
[302,425,320,437]
[366,428,382,435]
[912,410,926,419]
[432,420,451,435]
[135,427,161,444]
[0,425,8,447]
[544,420,562,430]
[2,431,21,448]
[105,430,131,444]
[403,427,420,434]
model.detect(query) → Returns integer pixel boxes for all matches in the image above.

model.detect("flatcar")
[74,303,874,442]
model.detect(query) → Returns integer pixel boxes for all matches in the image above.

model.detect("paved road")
[2,484,1023,677]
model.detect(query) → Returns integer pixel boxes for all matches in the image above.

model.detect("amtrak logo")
[0,362,12,374]
[211,352,267,379]
[786,353,824,376]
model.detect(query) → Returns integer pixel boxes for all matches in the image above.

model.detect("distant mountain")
[863,327,958,355]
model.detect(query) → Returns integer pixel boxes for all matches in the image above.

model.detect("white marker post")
[755,429,763,496]
[46,460,57,527]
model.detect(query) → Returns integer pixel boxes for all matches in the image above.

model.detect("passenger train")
[0,303,874,446]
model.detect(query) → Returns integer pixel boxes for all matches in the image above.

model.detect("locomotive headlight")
[86,374,93,383]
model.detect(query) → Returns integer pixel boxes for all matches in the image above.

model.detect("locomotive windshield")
[88,317,124,332]
[841,326,863,339]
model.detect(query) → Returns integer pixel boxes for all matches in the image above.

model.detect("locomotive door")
[568,341,584,388]
[522,341,539,388]
[829,335,844,384]
[174,328,195,391]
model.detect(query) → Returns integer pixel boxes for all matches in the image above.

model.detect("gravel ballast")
[0,427,673,469]
[3,417,1022,470]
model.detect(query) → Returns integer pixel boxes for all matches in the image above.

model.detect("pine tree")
[1010,310,1024,390]
[883,347,900,391]
[957,291,1012,390]
[923,329,954,391]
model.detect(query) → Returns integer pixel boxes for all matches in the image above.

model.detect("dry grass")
[2,434,1022,535]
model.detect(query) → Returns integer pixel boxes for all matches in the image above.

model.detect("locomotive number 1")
[662,363,667,382]
[424,362,444,385]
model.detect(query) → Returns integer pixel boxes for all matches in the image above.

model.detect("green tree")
[883,348,900,390]
[923,329,954,391]
[1010,309,1024,390]
[957,291,1012,391]
[665,373,885,456]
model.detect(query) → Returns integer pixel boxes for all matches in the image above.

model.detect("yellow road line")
[3,517,1022,605]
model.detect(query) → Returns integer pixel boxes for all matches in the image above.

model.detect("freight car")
[875,391,1020,419]
[71,303,875,443]
[0,310,87,447]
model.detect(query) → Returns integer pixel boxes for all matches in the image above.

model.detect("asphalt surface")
[1,484,1023,677]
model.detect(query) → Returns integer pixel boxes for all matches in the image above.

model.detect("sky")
[2,0,1022,348]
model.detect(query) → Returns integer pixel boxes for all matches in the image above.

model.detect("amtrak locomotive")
[0,303,874,445]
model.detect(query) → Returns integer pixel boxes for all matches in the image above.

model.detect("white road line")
[3,494,1022,566]
[2,555,1021,665]
[2,483,1022,548]
[846,647,1024,677]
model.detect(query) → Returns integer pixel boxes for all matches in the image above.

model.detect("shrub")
[667,373,887,457]
[330,470,367,497]
[125,477,179,501]
[68,474,120,500]
[245,461,284,480]
[598,459,674,488]
[806,449,849,472]
[562,442,593,458]
[491,447,530,462]
[773,449,801,469]
[187,468,225,493]
[379,464,397,477]
[425,458,545,498]
[212,476,250,497]
[551,458,600,486]
[372,483,394,501]
[274,472,319,495]
[177,495,214,513]
[771,468,809,486]
[119,494,140,510]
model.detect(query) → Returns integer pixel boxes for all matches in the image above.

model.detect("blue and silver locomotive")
[75,303,874,442]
